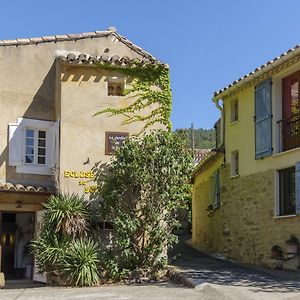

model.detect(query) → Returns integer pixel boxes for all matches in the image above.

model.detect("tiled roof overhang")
[57,52,168,68]
[0,183,54,194]
[213,44,300,101]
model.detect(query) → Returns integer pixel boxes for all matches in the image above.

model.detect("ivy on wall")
[94,61,172,132]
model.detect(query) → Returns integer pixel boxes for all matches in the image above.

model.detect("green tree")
[93,130,193,276]
[174,128,215,149]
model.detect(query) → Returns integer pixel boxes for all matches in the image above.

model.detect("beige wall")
[0,35,148,187]
[0,34,162,206]
[58,64,161,195]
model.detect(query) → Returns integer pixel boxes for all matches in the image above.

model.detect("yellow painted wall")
[224,59,300,177]
[192,155,224,253]
[192,57,300,266]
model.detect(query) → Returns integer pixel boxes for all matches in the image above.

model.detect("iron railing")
[278,113,300,151]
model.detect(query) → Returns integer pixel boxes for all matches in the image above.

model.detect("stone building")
[0,27,165,282]
[192,42,300,267]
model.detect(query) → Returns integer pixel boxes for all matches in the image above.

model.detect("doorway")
[1,212,35,280]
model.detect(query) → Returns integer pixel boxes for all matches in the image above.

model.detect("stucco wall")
[223,60,300,177]
[58,64,162,195]
[193,164,300,265]
[192,155,224,253]
[0,34,148,187]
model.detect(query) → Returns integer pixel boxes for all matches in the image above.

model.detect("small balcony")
[278,113,300,151]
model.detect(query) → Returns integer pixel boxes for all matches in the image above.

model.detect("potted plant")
[271,245,283,259]
[286,234,299,259]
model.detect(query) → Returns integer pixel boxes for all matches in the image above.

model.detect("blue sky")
[2,1,300,129]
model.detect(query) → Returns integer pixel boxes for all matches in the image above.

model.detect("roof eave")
[213,45,300,101]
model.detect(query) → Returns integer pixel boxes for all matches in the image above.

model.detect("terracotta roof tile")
[0,182,54,194]
[56,51,167,67]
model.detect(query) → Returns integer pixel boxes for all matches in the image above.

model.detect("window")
[107,82,124,96]
[212,169,221,209]
[25,129,46,165]
[278,167,296,216]
[8,118,59,175]
[230,99,238,123]
[231,150,239,176]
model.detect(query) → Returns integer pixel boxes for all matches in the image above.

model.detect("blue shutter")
[295,162,300,214]
[255,78,272,159]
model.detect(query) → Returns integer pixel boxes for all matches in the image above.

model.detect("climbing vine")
[94,61,172,132]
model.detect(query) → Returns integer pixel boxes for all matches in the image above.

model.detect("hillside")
[174,128,215,149]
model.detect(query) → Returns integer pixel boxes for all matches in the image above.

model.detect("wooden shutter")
[8,123,23,166]
[255,78,272,159]
[295,162,300,214]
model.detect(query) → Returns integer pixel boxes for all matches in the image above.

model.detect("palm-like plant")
[44,193,91,237]
[62,238,100,286]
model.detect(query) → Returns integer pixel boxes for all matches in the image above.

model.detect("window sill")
[229,174,240,179]
[272,147,300,158]
[273,214,297,219]
[229,120,239,126]
[16,165,52,176]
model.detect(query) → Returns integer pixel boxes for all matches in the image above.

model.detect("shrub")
[31,193,100,286]
[93,130,193,276]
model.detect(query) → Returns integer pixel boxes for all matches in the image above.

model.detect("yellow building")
[0,27,165,282]
[192,43,300,266]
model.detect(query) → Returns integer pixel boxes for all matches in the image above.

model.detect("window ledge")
[16,165,52,176]
[229,120,239,126]
[272,147,300,158]
[274,214,297,219]
[229,174,240,179]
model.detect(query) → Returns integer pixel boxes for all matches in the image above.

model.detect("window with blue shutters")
[255,79,273,159]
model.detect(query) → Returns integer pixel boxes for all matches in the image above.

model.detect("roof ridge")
[0,28,158,62]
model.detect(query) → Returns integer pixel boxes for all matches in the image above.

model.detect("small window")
[231,150,239,176]
[230,99,239,123]
[107,82,124,96]
[212,169,221,209]
[279,167,295,216]
[25,129,47,165]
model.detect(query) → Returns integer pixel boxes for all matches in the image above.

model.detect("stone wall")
[193,164,300,265]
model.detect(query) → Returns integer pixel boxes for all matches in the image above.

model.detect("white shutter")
[49,121,60,168]
[8,123,23,166]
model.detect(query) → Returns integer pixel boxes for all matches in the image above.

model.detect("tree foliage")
[93,130,193,276]
[174,128,215,149]
[94,63,172,133]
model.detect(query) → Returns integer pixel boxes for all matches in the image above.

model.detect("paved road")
[0,282,204,300]
[170,239,300,299]
[2,239,300,299]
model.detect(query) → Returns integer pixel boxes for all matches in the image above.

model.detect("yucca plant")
[44,193,91,237]
[30,229,70,273]
[62,238,100,286]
